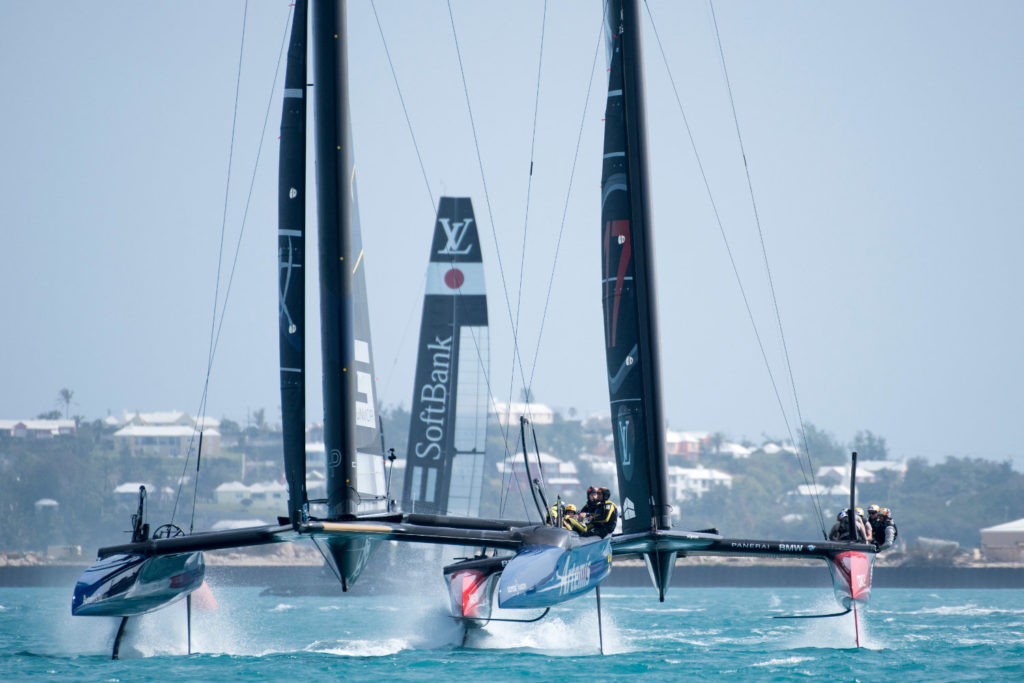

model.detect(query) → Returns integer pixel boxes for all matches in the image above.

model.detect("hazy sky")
[2,1,1022,467]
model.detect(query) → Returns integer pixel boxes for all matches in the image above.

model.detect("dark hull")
[71,552,204,617]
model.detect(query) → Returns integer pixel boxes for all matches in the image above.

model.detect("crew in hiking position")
[869,505,897,551]
[562,504,588,534]
[828,509,868,542]
[581,486,618,538]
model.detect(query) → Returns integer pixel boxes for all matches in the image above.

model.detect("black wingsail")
[278,0,308,529]
[310,0,382,588]
[402,197,489,516]
[600,0,671,535]
[600,0,676,595]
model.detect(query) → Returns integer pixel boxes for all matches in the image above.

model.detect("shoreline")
[7,562,1023,590]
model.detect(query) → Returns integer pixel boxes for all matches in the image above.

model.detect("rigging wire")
[369,0,435,213]
[366,1,436,409]
[706,0,824,512]
[445,0,544,519]
[503,3,608,515]
[525,3,607,399]
[506,0,547,427]
[445,1,533,413]
[171,2,292,526]
[642,0,827,536]
[171,0,251,524]
[500,0,549,514]
[370,4,532,518]
[706,0,827,533]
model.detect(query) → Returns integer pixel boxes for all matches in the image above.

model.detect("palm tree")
[56,388,74,419]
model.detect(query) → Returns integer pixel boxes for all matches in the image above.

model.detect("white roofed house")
[114,424,220,459]
[717,442,753,459]
[667,466,733,504]
[665,430,707,461]
[213,481,250,505]
[496,451,582,505]
[123,410,193,426]
[491,401,555,427]
[0,418,77,438]
[213,480,287,510]
[759,442,798,456]
[981,518,1024,562]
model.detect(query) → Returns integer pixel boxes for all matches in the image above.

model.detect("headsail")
[278,0,308,528]
[600,0,671,535]
[402,197,489,516]
[350,173,387,513]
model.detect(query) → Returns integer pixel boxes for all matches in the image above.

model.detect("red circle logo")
[444,268,465,289]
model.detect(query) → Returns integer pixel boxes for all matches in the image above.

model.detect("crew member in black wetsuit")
[867,504,897,550]
[580,486,602,520]
[585,487,618,538]
[877,507,898,551]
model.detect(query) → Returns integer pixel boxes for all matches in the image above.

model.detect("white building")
[0,418,76,438]
[213,480,288,507]
[665,430,708,457]
[491,401,555,427]
[718,442,752,458]
[981,518,1024,562]
[112,410,223,458]
[496,451,581,501]
[760,442,798,456]
[667,465,733,501]
[113,424,221,458]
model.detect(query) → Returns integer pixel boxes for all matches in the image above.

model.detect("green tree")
[800,422,846,465]
[889,457,1024,548]
[851,430,888,461]
[57,388,74,419]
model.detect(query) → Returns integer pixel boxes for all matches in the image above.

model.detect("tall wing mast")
[313,0,359,519]
[402,197,489,516]
[310,0,382,587]
[600,0,674,591]
[278,0,308,528]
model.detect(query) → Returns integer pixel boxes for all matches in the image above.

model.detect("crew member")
[562,503,587,534]
[828,509,867,542]
[580,486,602,519]
[855,507,873,544]
[546,502,564,526]
[828,511,848,541]
[585,486,618,538]
[876,507,898,551]
[867,504,885,544]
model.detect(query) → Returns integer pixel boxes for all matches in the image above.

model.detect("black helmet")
[587,486,600,496]
[599,486,611,501]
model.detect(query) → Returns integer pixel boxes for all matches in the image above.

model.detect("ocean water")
[2,584,1022,681]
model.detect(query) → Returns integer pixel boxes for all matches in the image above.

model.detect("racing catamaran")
[71,0,875,656]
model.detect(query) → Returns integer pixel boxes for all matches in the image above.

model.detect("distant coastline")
[7,560,1023,590]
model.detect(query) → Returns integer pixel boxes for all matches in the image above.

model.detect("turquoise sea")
[2,583,1022,681]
